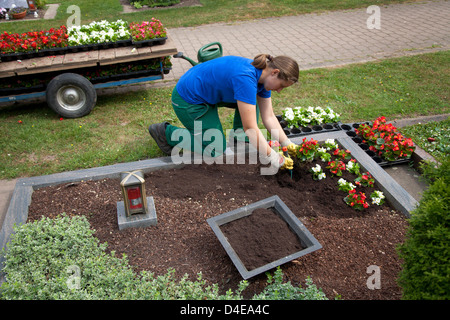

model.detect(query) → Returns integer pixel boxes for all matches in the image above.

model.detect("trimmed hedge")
[397,158,450,299]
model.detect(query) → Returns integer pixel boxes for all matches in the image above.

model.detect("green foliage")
[0,214,137,299]
[397,157,450,300]
[400,118,450,163]
[34,0,47,9]
[1,215,327,300]
[252,268,328,300]
[133,0,180,8]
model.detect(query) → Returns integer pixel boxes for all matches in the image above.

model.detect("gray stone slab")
[207,195,322,280]
[117,197,157,230]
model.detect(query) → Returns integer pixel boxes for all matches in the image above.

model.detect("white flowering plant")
[317,147,331,162]
[310,164,326,180]
[370,190,385,205]
[282,106,340,128]
[323,138,339,151]
[346,159,361,175]
[337,178,356,193]
[68,19,131,46]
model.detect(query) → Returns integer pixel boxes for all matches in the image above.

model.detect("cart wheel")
[46,73,97,118]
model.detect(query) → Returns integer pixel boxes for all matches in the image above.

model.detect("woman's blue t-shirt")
[176,56,271,106]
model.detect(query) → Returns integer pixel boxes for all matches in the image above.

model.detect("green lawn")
[1,51,448,179]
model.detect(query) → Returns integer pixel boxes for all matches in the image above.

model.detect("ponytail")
[251,53,299,83]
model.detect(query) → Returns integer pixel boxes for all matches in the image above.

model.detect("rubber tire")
[46,73,97,118]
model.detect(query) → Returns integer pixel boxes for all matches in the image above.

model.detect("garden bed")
[27,152,408,300]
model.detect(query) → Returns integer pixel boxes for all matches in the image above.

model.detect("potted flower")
[10,7,27,19]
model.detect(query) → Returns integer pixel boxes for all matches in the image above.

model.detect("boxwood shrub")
[397,158,450,299]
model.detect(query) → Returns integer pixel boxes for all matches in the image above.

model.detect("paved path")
[166,0,450,80]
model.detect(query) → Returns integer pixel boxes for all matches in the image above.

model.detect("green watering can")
[173,42,223,66]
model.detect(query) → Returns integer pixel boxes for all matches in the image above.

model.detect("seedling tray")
[339,122,412,167]
[276,115,342,138]
[207,195,322,279]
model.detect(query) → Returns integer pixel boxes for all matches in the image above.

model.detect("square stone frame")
[0,131,418,283]
[207,195,322,279]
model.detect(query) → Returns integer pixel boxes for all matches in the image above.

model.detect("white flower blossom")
[281,106,340,128]
[68,19,130,46]
[284,108,295,121]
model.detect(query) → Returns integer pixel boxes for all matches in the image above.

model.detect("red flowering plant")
[344,189,370,210]
[294,137,319,162]
[0,26,68,54]
[356,116,415,161]
[354,171,375,187]
[129,18,167,42]
[332,147,352,161]
[326,160,346,177]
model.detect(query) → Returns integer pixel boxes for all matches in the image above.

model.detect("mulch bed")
[27,154,409,300]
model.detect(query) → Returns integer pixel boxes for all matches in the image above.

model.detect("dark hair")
[251,54,299,83]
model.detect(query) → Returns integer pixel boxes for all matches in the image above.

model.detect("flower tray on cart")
[131,37,168,48]
[340,122,413,167]
[0,84,46,97]
[66,39,133,53]
[88,68,172,84]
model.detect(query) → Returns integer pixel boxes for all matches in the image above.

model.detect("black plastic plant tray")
[131,37,167,48]
[0,84,45,97]
[283,122,342,138]
[276,115,342,138]
[0,47,69,62]
[207,195,322,280]
[340,122,412,167]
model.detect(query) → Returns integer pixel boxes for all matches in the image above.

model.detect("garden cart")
[0,35,178,118]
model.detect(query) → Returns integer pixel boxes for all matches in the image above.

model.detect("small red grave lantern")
[27,0,37,11]
[120,170,148,217]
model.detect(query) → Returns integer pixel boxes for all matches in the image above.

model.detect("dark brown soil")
[27,154,409,300]
[220,207,305,271]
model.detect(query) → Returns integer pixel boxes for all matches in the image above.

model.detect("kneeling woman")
[149,53,299,171]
